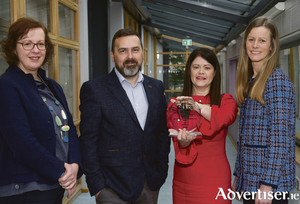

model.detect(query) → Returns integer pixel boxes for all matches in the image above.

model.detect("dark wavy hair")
[0,17,54,66]
[182,47,221,106]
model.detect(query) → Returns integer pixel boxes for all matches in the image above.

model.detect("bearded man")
[79,28,170,204]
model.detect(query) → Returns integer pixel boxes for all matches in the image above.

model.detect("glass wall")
[155,36,199,100]
[279,46,300,146]
[26,0,50,32]
[124,9,138,33]
[143,29,149,75]
[58,47,76,118]
[59,3,75,40]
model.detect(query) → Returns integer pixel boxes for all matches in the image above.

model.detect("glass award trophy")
[168,99,202,137]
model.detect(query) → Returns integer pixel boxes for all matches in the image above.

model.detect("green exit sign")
[182,39,192,46]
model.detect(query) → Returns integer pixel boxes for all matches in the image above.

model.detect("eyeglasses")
[17,41,48,51]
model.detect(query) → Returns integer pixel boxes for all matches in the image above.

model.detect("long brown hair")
[0,17,54,66]
[182,47,221,106]
[235,17,279,104]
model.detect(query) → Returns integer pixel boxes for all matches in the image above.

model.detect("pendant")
[42,97,46,102]
[61,125,70,131]
[61,110,67,120]
[48,106,54,111]
[63,136,69,143]
[55,100,60,105]
[55,116,62,126]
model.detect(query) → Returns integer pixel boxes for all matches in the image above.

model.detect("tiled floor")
[73,136,240,204]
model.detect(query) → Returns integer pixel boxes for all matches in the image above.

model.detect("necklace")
[37,74,70,143]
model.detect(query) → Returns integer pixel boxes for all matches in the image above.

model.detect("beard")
[115,59,141,78]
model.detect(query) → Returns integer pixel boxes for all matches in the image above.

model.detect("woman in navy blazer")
[233,17,295,204]
[0,18,82,204]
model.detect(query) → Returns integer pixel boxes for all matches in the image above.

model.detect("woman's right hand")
[171,96,202,114]
[232,177,242,202]
[232,176,237,192]
[58,163,79,198]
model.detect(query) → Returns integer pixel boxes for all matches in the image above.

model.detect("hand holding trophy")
[168,96,202,137]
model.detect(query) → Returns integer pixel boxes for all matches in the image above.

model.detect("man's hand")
[95,190,101,198]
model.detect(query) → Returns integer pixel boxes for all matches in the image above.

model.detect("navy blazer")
[0,65,82,186]
[79,70,170,201]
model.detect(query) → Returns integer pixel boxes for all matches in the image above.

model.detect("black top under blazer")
[79,70,170,201]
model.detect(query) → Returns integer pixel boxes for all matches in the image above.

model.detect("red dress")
[166,94,238,204]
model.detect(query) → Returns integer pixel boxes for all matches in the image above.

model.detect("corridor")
[73,136,240,204]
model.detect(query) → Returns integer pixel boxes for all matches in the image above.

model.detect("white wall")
[78,0,89,189]
[217,51,227,94]
[109,1,124,72]
[79,0,89,86]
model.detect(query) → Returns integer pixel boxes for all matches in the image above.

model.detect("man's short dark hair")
[111,28,143,53]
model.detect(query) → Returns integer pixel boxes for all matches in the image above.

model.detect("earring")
[245,50,247,54]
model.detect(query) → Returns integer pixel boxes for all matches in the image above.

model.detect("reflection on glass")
[156,53,186,65]
[26,0,50,31]
[279,49,290,77]
[59,3,75,40]
[168,66,185,90]
[0,0,10,75]
[156,37,188,101]
[156,67,164,82]
[0,0,10,21]
[128,17,131,29]
[58,47,76,118]
[156,52,186,92]
[156,52,185,90]
[165,91,182,102]
[186,0,242,15]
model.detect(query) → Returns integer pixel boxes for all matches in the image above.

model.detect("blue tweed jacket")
[234,68,295,192]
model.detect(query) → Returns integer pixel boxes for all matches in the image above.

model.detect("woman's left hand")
[254,184,273,204]
[58,163,79,198]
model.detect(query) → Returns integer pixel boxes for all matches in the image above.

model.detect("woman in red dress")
[167,48,238,204]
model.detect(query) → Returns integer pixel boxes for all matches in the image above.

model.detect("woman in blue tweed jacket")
[233,17,295,204]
